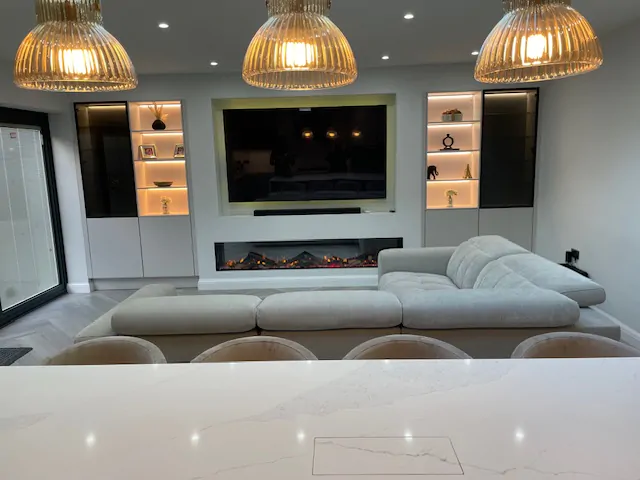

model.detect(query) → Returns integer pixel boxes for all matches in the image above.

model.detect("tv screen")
[223,105,387,203]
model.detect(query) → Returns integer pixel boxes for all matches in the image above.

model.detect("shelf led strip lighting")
[139,160,185,164]
[428,123,476,128]
[137,104,182,108]
[139,132,184,136]
[428,94,475,100]
[428,151,475,155]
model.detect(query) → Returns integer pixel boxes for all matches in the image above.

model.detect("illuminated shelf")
[428,206,478,211]
[427,179,479,183]
[129,100,190,217]
[427,150,479,155]
[428,93,476,100]
[426,91,482,214]
[132,129,184,134]
[135,159,186,163]
[428,121,480,126]
[142,213,190,218]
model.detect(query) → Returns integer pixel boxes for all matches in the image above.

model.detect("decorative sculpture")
[445,189,458,208]
[441,134,460,151]
[428,165,439,180]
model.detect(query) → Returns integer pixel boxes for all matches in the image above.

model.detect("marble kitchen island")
[1,359,638,479]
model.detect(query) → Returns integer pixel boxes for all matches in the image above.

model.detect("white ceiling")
[1,0,639,75]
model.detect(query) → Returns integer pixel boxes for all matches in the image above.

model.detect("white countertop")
[1,359,639,480]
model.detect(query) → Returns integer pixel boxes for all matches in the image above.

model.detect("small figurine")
[160,196,172,215]
[428,165,439,180]
[463,163,473,179]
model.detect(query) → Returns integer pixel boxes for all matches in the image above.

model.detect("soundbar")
[254,207,362,217]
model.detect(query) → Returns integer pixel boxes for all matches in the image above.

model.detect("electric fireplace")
[215,238,403,271]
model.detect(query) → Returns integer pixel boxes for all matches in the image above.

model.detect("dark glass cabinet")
[480,89,539,208]
[75,103,137,218]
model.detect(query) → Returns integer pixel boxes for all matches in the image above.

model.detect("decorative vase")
[453,113,463,122]
[162,203,170,215]
[442,114,453,122]
[447,196,454,208]
[152,119,167,131]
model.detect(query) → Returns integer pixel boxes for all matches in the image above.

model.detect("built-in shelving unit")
[424,89,539,249]
[426,92,482,210]
[129,101,189,217]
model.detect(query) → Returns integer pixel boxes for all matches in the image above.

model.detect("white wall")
[535,20,640,330]
[70,63,483,286]
[49,110,93,292]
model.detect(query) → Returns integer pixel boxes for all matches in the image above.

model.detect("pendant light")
[243,0,357,90]
[15,0,137,92]
[475,0,603,83]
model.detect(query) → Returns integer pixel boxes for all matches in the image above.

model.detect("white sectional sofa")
[75,236,618,362]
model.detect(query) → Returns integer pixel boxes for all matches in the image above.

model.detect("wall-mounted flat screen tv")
[223,105,387,203]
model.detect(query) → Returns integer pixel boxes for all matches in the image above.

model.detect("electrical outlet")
[565,249,580,264]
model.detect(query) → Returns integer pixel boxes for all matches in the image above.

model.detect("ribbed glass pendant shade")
[15,0,137,92]
[243,0,357,90]
[475,0,603,83]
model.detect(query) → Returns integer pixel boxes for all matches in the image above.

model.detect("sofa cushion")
[379,272,458,296]
[446,236,529,289]
[496,254,606,307]
[397,288,580,329]
[257,291,402,331]
[112,295,261,336]
[474,261,537,289]
[75,284,177,343]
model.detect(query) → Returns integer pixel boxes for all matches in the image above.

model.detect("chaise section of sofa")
[378,235,610,333]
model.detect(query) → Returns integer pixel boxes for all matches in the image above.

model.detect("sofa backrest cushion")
[494,254,606,307]
[446,236,529,289]
[474,261,537,290]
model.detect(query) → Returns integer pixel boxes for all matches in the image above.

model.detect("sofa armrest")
[378,247,456,279]
[398,288,580,330]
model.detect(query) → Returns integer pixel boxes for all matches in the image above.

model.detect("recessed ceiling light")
[382,55,390,60]
[404,13,415,20]
[471,51,480,56]
[158,22,169,29]
[210,61,219,66]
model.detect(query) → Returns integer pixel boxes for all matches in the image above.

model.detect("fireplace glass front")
[215,238,403,271]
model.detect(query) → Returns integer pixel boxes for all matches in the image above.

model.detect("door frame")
[0,107,68,328]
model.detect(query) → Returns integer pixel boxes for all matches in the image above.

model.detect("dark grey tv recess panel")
[480,88,539,209]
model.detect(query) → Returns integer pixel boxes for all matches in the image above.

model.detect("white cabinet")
[139,216,195,277]
[87,218,143,278]
[426,209,479,247]
[479,208,534,250]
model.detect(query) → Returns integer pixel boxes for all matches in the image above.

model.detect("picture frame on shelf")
[173,143,185,159]
[139,144,157,159]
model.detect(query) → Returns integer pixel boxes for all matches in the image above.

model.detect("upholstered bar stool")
[45,336,166,365]
[191,336,317,363]
[343,334,471,360]
[512,332,640,359]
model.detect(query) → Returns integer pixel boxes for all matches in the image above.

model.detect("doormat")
[0,348,33,366]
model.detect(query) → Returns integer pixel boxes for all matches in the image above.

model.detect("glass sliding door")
[0,108,66,328]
